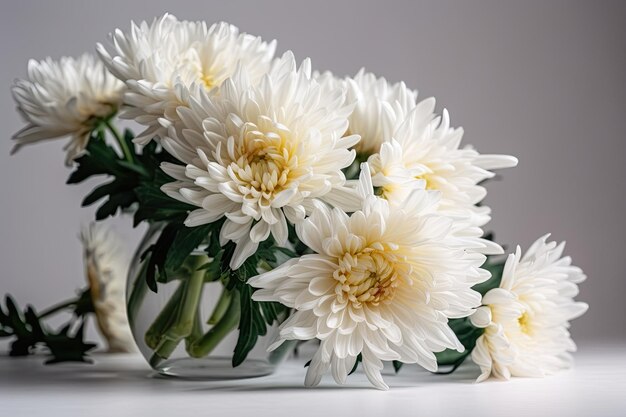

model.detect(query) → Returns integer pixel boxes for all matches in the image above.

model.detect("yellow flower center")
[176,47,218,91]
[415,172,436,190]
[227,121,299,207]
[518,312,531,334]
[334,250,400,308]
[199,72,215,90]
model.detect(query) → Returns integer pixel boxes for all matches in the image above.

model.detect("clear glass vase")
[126,223,291,379]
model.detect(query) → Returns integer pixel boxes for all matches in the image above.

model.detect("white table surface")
[1,342,624,417]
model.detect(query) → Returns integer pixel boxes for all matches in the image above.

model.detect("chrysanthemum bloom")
[470,235,588,382]
[160,52,360,269]
[367,98,518,227]
[81,223,135,353]
[249,165,496,390]
[11,54,124,165]
[97,14,276,144]
[316,69,417,156]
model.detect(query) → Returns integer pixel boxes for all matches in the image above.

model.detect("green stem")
[37,299,77,320]
[149,257,206,365]
[185,308,204,351]
[187,290,240,358]
[145,282,185,350]
[207,288,232,325]
[149,339,180,368]
[104,119,134,164]
[167,267,205,337]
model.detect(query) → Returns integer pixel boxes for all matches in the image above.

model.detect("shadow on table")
[0,353,479,393]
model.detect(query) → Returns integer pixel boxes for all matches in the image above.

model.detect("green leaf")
[117,160,148,177]
[68,134,143,220]
[473,257,506,296]
[66,137,123,184]
[94,190,137,220]
[2,296,38,356]
[133,172,196,226]
[44,320,96,364]
[82,180,125,206]
[164,224,212,272]
[141,221,223,293]
[230,255,289,367]
[220,242,236,276]
[72,289,95,317]
[0,294,97,364]
[349,354,363,375]
[434,317,484,372]
[273,247,298,258]
[143,223,180,292]
[232,283,267,367]
[68,125,188,225]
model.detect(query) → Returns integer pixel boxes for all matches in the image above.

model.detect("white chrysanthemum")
[97,14,276,144]
[160,52,360,269]
[80,223,135,353]
[11,54,124,165]
[367,98,518,227]
[315,69,417,156]
[470,234,588,382]
[249,165,495,390]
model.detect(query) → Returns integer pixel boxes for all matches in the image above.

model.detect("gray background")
[1,0,624,346]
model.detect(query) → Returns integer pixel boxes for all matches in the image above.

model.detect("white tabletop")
[1,342,625,417]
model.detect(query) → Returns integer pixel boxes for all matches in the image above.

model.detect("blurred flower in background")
[80,223,135,353]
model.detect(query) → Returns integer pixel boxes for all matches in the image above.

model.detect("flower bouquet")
[6,13,587,389]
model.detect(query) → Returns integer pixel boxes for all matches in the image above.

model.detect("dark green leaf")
[133,176,195,226]
[44,321,96,364]
[67,137,123,184]
[349,354,363,375]
[94,191,137,220]
[232,283,268,367]
[473,257,506,296]
[72,289,95,317]
[273,247,298,258]
[82,180,125,206]
[0,294,97,364]
[68,125,187,225]
[164,224,213,273]
[434,317,484,372]
[143,223,180,292]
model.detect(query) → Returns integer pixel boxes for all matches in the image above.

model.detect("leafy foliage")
[433,255,507,373]
[140,221,223,292]
[473,257,506,296]
[0,294,96,364]
[133,171,196,226]
[223,243,290,367]
[68,124,207,294]
[433,317,484,373]
[68,129,141,220]
[67,127,182,222]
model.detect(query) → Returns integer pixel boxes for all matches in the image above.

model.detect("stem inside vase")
[147,256,206,366]
[187,289,241,358]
